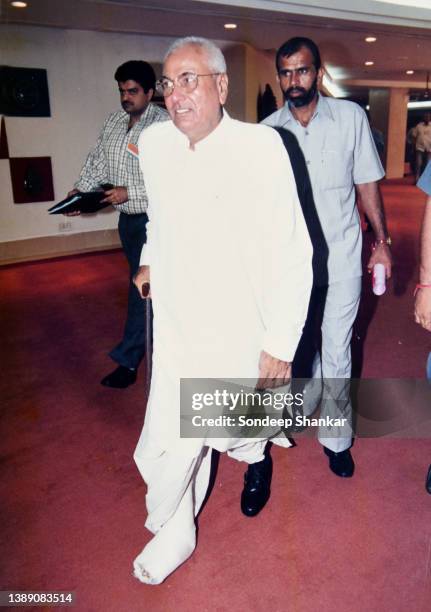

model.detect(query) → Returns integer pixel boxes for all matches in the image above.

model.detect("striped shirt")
[75,102,169,214]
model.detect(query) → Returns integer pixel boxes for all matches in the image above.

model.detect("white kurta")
[137,113,312,456]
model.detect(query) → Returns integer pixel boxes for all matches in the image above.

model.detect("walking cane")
[142,282,152,400]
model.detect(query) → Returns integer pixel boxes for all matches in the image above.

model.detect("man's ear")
[218,74,229,105]
[147,87,154,101]
[317,68,324,88]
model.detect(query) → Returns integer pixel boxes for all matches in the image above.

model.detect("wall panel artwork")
[0,116,9,158]
[0,66,51,117]
[9,156,54,204]
[0,65,55,204]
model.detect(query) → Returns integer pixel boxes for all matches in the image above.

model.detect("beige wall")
[223,44,247,121]
[0,25,177,252]
[244,44,282,123]
[369,88,390,152]
[224,43,282,123]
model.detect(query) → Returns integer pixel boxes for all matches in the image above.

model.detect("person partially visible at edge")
[66,61,169,389]
[262,36,392,479]
[412,113,431,181]
[415,161,431,331]
[413,160,431,493]
[131,36,312,585]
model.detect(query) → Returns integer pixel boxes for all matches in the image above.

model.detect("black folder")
[48,184,113,214]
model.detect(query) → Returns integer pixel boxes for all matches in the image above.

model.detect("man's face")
[277,47,322,108]
[163,44,228,146]
[118,79,153,116]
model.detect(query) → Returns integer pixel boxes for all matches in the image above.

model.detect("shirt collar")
[120,102,155,126]
[280,93,335,125]
[314,94,335,121]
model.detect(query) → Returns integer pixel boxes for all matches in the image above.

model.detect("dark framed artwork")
[0,66,51,117]
[9,156,55,203]
[0,116,9,158]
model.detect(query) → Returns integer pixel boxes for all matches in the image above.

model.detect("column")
[369,87,409,179]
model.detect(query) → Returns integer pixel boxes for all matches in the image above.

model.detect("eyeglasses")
[155,71,222,97]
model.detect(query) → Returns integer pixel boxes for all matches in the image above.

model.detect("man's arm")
[415,196,431,331]
[259,130,313,383]
[356,181,393,277]
[74,122,109,192]
[100,186,129,205]
[117,184,147,211]
[64,184,129,216]
[64,118,111,216]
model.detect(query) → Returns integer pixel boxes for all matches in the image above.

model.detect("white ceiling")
[1,0,431,99]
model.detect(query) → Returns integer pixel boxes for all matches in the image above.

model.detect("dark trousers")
[109,212,149,370]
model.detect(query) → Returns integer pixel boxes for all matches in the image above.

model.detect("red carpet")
[1,180,431,611]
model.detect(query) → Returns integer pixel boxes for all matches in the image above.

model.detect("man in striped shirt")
[69,60,169,388]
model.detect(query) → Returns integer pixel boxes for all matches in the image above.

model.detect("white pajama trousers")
[316,276,362,452]
[133,437,266,583]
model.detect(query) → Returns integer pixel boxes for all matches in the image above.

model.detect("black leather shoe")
[323,447,354,478]
[426,465,431,494]
[241,453,272,517]
[101,366,137,389]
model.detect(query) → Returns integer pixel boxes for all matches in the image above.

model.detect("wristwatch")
[373,237,392,247]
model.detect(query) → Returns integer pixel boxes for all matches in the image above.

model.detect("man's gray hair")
[164,36,227,73]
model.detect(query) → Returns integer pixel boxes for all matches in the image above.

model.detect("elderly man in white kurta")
[132,36,312,585]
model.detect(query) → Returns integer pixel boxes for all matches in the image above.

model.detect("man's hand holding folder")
[100,186,129,206]
[47,183,117,215]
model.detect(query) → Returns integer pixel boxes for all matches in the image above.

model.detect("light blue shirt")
[418,161,431,196]
[262,95,385,282]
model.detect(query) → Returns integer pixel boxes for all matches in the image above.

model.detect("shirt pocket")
[319,149,353,190]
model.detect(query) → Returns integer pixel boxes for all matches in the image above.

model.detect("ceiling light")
[11,1,27,6]
[224,23,237,29]
[321,73,346,98]
[406,70,415,75]
[408,101,431,109]
[378,0,431,8]
[365,37,377,43]
[365,61,374,66]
